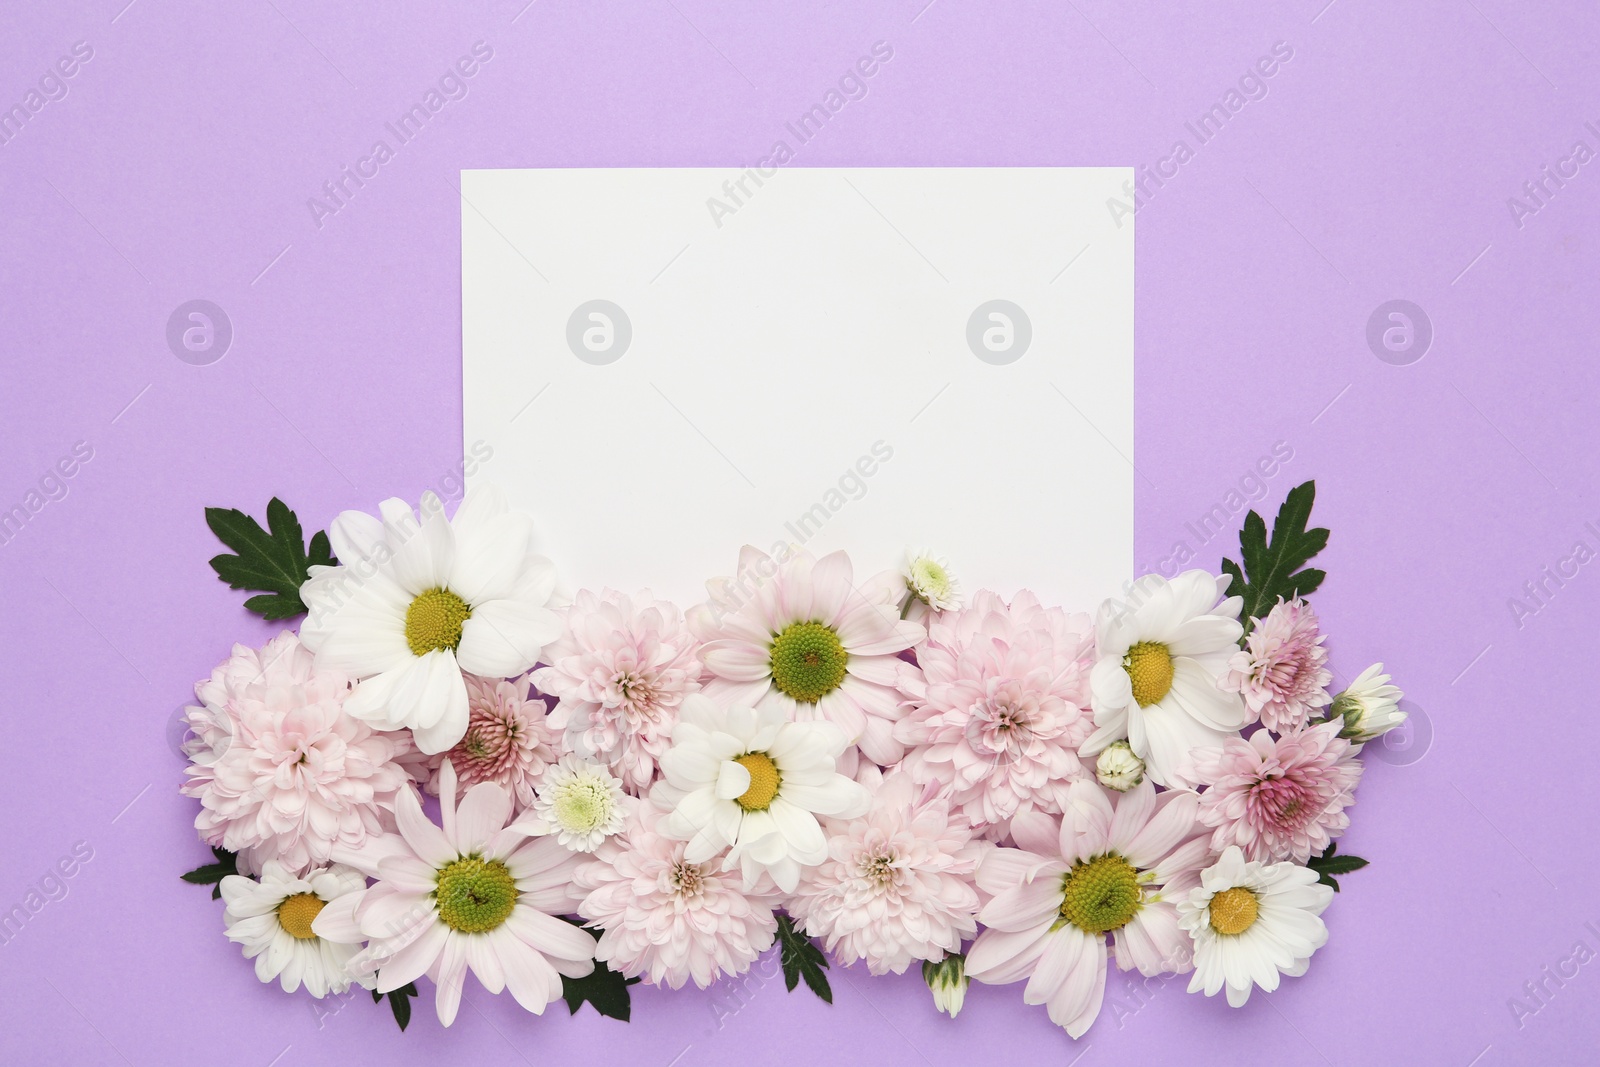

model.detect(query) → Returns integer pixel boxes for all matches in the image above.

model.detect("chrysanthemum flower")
[894,590,1097,835]
[514,755,630,853]
[1177,845,1334,1007]
[219,860,370,997]
[181,632,413,876]
[1331,663,1406,743]
[965,779,1211,1038]
[574,805,783,989]
[1220,598,1332,733]
[413,673,559,807]
[1080,570,1249,788]
[315,761,596,1026]
[532,588,703,795]
[905,548,962,612]
[1094,741,1146,793]
[688,546,923,766]
[299,484,562,754]
[787,773,982,975]
[655,695,870,892]
[1193,721,1363,864]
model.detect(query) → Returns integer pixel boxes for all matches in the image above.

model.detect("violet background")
[2,0,1596,1063]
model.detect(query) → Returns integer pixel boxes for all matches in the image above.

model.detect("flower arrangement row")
[178,480,1404,1036]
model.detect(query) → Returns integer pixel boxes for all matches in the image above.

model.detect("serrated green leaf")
[776,914,832,1005]
[375,983,418,1031]
[1310,855,1369,876]
[1220,481,1329,636]
[556,918,638,1021]
[180,846,238,891]
[205,498,336,620]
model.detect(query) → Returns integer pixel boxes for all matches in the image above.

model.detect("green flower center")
[769,621,848,704]
[435,856,517,934]
[552,777,614,833]
[1124,641,1174,707]
[405,587,472,656]
[1208,886,1260,936]
[911,558,952,600]
[733,752,782,811]
[1058,854,1143,934]
[276,893,325,940]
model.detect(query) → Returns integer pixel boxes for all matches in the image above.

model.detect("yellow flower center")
[1058,854,1143,934]
[404,587,472,656]
[1208,886,1260,936]
[769,621,848,704]
[435,856,518,933]
[1124,641,1175,707]
[276,893,326,940]
[734,752,782,811]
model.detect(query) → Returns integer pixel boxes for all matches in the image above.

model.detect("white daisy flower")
[219,860,369,998]
[1080,570,1248,787]
[906,548,961,612]
[1331,663,1406,743]
[299,483,563,754]
[655,694,870,892]
[1177,845,1334,1007]
[514,755,629,853]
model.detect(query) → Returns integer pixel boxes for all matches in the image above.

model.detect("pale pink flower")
[573,805,782,989]
[787,773,982,975]
[533,589,703,795]
[316,761,597,1027]
[689,546,923,766]
[182,632,412,876]
[412,674,559,808]
[1220,598,1332,733]
[1194,721,1362,864]
[965,780,1211,1038]
[893,590,1097,835]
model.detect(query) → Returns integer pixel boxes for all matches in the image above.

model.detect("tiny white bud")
[923,954,968,1017]
[1332,663,1406,743]
[1095,741,1145,792]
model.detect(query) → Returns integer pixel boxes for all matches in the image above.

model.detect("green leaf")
[557,919,639,1021]
[1220,480,1329,636]
[775,914,832,1004]
[180,846,238,899]
[205,498,336,620]
[372,983,418,1031]
[1306,841,1369,892]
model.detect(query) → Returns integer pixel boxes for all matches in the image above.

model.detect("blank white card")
[461,167,1133,610]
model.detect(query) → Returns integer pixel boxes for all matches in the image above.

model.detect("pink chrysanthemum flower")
[893,590,1097,835]
[181,632,413,876]
[1220,598,1332,733]
[413,674,560,808]
[1193,720,1363,864]
[532,589,703,795]
[965,780,1212,1038]
[573,805,782,989]
[787,773,983,975]
[688,546,923,766]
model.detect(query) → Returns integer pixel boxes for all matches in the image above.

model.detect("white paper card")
[461,167,1133,610]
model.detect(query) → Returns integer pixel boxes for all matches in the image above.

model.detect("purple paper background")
[3,0,1597,1063]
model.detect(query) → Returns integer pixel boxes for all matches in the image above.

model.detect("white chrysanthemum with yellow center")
[219,860,369,998]
[655,695,870,893]
[1177,845,1334,1008]
[906,548,962,612]
[1080,570,1249,788]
